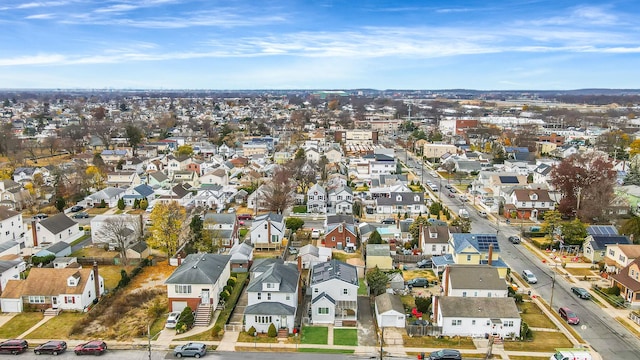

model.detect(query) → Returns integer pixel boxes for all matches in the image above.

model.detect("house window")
[271,235,279,243]
[318,307,329,314]
[472,320,476,325]
[64,296,76,304]
[29,296,45,304]
[462,292,467,297]
[314,288,318,294]
[619,255,626,262]
[267,293,271,300]
[346,236,351,243]
[474,292,478,297]
[267,283,273,289]
[432,245,436,252]
[486,320,491,325]
[343,289,348,295]
[504,320,514,327]
[488,293,492,298]
[264,224,268,229]
[286,295,290,301]
[175,285,192,294]
[451,319,461,326]
[258,293,261,300]
[609,249,615,256]
[255,316,273,324]
[466,255,471,261]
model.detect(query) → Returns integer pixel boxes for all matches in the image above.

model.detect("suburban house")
[323,216,357,250]
[583,225,631,263]
[165,253,232,313]
[442,265,508,297]
[121,184,155,207]
[365,244,393,270]
[504,188,555,220]
[604,244,640,274]
[203,213,239,249]
[106,170,141,188]
[374,293,406,328]
[375,192,427,216]
[0,240,20,258]
[432,233,507,277]
[228,242,254,272]
[200,169,228,186]
[419,225,451,256]
[125,242,150,260]
[309,260,358,326]
[0,207,24,243]
[85,187,126,208]
[244,262,300,334]
[34,241,72,258]
[250,213,285,250]
[298,244,332,269]
[0,264,104,312]
[34,213,83,246]
[434,296,521,338]
[610,258,640,308]
[307,183,327,214]
[328,186,353,214]
[0,259,25,293]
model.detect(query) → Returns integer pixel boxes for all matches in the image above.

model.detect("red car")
[74,341,107,356]
[237,214,253,220]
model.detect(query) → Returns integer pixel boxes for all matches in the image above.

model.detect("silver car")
[174,342,207,358]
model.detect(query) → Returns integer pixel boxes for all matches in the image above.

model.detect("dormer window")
[396,195,402,202]
[414,195,419,202]
[529,193,538,201]
[67,272,81,287]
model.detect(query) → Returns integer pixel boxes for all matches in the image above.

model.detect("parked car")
[417,259,433,268]
[173,342,207,358]
[559,307,580,325]
[447,192,455,198]
[226,207,236,213]
[33,213,48,220]
[74,340,107,355]
[34,341,66,355]
[522,270,537,284]
[427,349,462,360]
[0,339,28,354]
[237,214,253,220]
[70,205,84,212]
[311,229,321,239]
[478,210,488,218]
[508,236,521,244]
[381,218,396,224]
[288,246,298,255]
[412,319,429,326]
[165,311,181,329]
[571,287,591,300]
[72,212,89,219]
[407,277,429,288]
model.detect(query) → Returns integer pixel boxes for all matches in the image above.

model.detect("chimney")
[93,261,100,301]
[31,220,38,247]
[297,256,302,273]
[488,244,494,266]
[432,296,439,324]
[177,254,182,266]
[418,224,423,251]
[443,266,450,296]
[267,219,272,244]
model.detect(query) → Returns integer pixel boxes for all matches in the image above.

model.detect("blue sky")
[1,0,640,90]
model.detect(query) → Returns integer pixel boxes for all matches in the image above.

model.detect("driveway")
[357,295,376,346]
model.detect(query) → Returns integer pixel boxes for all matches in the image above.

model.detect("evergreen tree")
[117,198,125,210]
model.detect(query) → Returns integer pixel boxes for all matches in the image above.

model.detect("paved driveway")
[357,296,377,346]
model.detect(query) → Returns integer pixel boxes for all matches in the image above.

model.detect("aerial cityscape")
[2,1,640,360]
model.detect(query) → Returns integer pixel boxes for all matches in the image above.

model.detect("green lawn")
[503,331,573,352]
[301,326,328,344]
[333,328,357,346]
[298,349,354,354]
[520,302,557,329]
[402,335,476,349]
[0,313,44,338]
[25,312,85,339]
[358,279,368,295]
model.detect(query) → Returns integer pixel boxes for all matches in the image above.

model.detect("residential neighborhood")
[0,90,640,359]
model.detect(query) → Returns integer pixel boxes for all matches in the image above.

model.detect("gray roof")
[244,302,295,316]
[88,187,126,200]
[203,212,236,224]
[46,241,71,254]
[165,253,231,284]
[247,263,299,293]
[312,291,335,304]
[367,244,391,256]
[251,258,284,274]
[254,212,284,224]
[0,259,22,273]
[0,207,20,221]
[229,242,253,261]
[128,241,148,253]
[326,214,354,226]
[448,265,506,290]
[438,297,520,318]
[311,259,358,286]
[39,213,77,235]
[0,241,19,253]
[133,184,154,197]
[376,192,424,206]
[299,244,319,257]
[375,293,405,314]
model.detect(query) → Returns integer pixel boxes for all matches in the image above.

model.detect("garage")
[0,298,23,313]
[171,301,187,312]
[375,293,406,328]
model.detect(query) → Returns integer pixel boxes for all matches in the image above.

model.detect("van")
[550,348,592,360]
[458,209,469,219]
[522,270,538,284]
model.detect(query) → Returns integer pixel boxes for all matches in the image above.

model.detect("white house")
[34,213,82,246]
[604,244,640,273]
[0,265,104,312]
[420,225,451,256]
[0,207,24,243]
[298,244,332,269]
[307,183,327,214]
[309,259,358,325]
[434,297,521,339]
[0,260,25,293]
[85,187,126,208]
[202,212,239,249]
[443,265,508,298]
[250,213,285,250]
[165,254,232,312]
[375,293,406,328]
[90,214,141,248]
[200,168,229,186]
[328,186,353,215]
[375,192,428,216]
[244,262,300,334]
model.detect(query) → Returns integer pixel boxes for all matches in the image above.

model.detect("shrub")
[415,296,432,315]
[180,306,194,328]
[227,277,236,287]
[513,293,523,303]
[220,290,230,302]
[176,322,188,334]
[267,323,277,337]
[247,326,256,336]
[224,285,233,294]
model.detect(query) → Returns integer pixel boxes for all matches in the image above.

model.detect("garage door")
[1,299,22,313]
[171,301,187,312]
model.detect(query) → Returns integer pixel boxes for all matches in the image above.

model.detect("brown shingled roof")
[0,267,93,298]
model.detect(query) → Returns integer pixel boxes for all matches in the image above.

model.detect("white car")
[165,311,181,329]
[522,270,538,284]
[311,229,321,239]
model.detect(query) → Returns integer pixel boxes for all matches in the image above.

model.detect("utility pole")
[549,263,557,310]
[147,323,151,360]
[379,326,384,360]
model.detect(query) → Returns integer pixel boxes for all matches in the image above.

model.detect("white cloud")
[25,13,54,19]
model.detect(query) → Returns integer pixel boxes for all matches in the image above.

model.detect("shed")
[126,242,150,259]
[388,272,405,291]
[375,293,406,328]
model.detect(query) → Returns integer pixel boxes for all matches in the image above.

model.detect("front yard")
[0,313,43,338]
[519,301,557,329]
[25,312,85,339]
[503,331,573,352]
[333,328,357,346]
[402,335,476,349]
[301,326,328,344]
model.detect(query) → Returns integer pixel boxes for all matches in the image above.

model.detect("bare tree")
[96,215,141,264]
[263,166,297,214]
[42,136,59,156]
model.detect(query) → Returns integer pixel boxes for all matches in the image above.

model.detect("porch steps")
[194,304,212,327]
[44,308,62,316]
[334,320,343,327]
[277,328,288,340]
[491,335,503,345]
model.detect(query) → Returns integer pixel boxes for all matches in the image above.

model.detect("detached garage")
[375,293,406,328]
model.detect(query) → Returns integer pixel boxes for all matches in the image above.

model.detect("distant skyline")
[2,0,640,90]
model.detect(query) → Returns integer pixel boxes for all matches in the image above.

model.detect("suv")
[559,307,580,325]
[427,349,462,360]
[407,278,429,288]
[74,340,107,355]
[165,311,181,329]
[237,214,253,220]
[173,342,207,358]
[0,339,28,354]
[522,270,537,284]
[72,212,89,219]
[417,259,433,268]
[70,205,84,212]
[508,236,521,244]
[34,340,66,355]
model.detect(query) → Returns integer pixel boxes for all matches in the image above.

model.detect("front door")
[52,296,58,309]
[280,316,288,329]
[201,290,210,304]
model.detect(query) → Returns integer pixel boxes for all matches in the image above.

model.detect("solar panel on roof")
[587,225,618,236]
[499,176,519,184]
